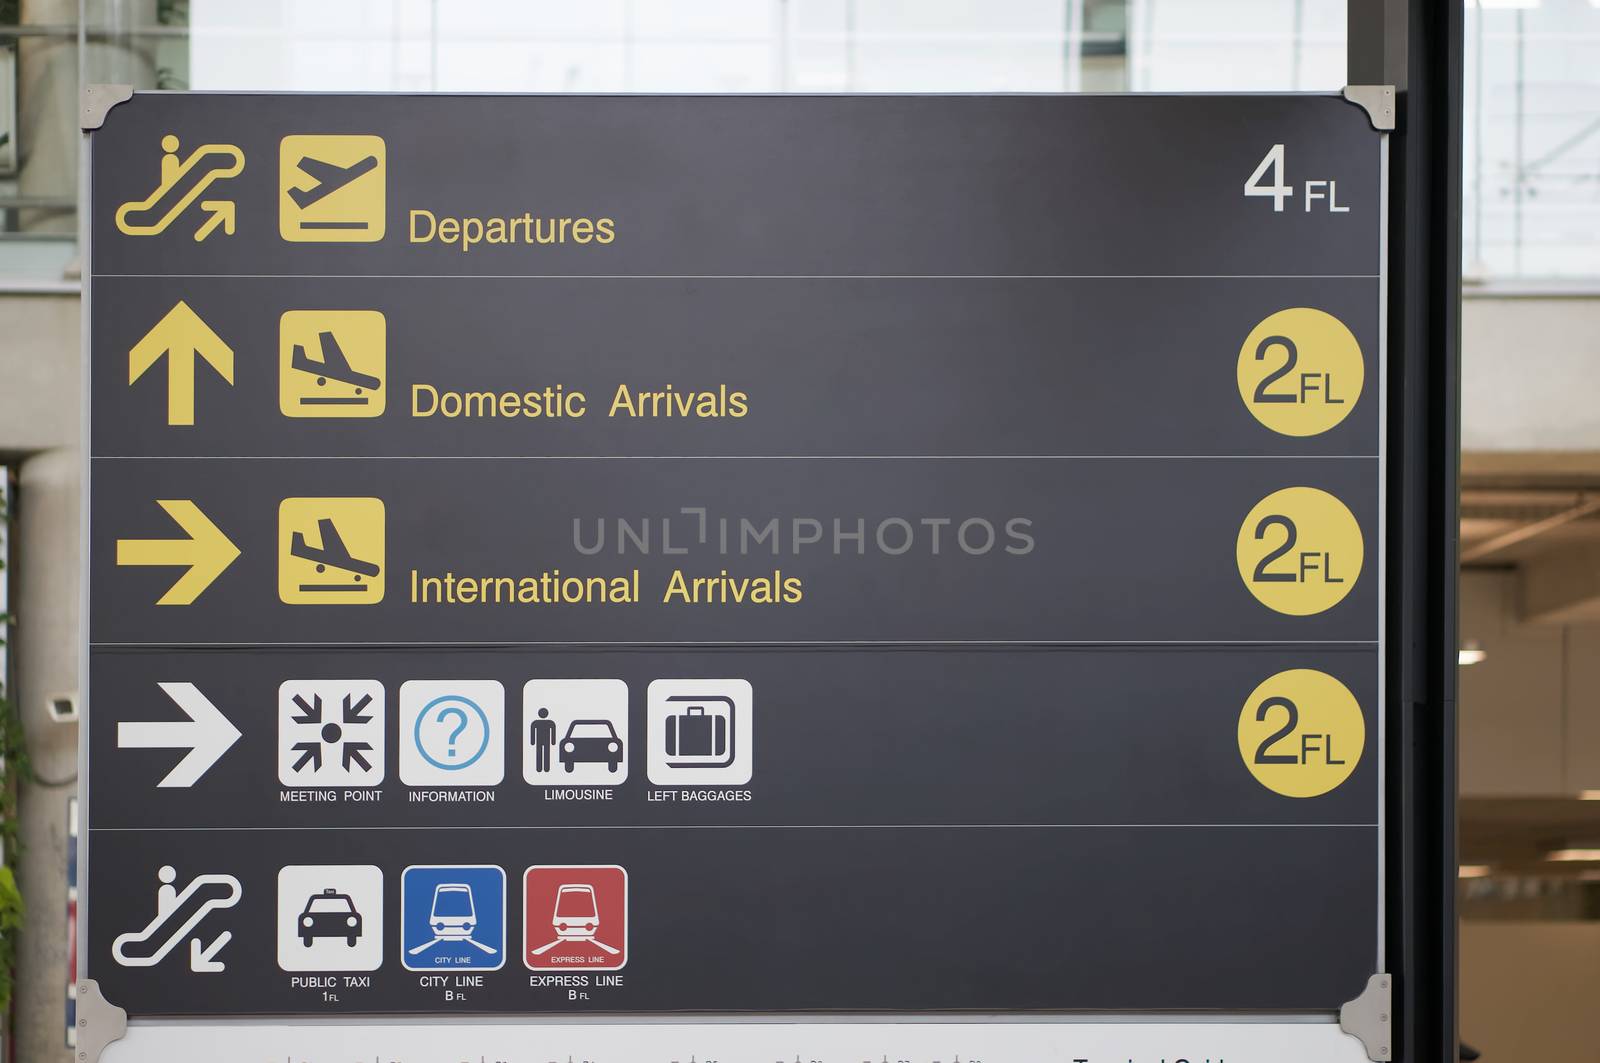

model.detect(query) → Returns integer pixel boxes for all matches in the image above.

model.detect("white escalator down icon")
[112,866,242,974]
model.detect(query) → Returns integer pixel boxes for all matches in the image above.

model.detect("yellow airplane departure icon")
[278,498,385,605]
[280,311,386,418]
[279,135,387,242]
[116,135,244,242]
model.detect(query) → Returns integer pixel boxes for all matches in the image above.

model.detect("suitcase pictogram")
[663,695,735,768]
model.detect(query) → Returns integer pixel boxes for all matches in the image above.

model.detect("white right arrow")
[118,682,242,788]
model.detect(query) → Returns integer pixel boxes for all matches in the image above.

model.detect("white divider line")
[91,453,1386,460]
[90,639,1383,648]
[100,1017,1373,1063]
[93,272,1385,280]
[91,822,1380,832]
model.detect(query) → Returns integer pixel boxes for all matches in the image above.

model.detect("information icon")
[399,680,505,786]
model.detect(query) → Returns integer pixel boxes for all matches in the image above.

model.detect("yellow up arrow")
[129,301,234,426]
[116,500,240,605]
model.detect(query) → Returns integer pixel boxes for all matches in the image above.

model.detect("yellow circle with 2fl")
[1238,669,1365,798]
[1236,487,1363,615]
[1237,308,1364,436]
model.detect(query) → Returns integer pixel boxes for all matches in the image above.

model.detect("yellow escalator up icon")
[115,135,245,242]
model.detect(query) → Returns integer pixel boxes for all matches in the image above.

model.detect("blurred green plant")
[0,486,25,1015]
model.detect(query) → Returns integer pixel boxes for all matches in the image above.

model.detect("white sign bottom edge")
[103,1018,1372,1063]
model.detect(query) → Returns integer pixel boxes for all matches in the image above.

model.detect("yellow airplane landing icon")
[280,311,386,418]
[280,135,387,242]
[278,497,385,605]
[116,135,244,242]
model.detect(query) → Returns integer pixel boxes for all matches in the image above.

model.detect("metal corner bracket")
[81,85,135,132]
[74,979,129,1063]
[1340,972,1393,1061]
[1342,85,1396,131]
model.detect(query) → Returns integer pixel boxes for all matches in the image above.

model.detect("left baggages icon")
[663,697,735,769]
[112,865,241,974]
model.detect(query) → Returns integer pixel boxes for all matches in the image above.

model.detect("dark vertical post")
[1349,1,1462,1061]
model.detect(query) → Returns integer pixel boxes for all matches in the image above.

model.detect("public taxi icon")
[280,310,386,417]
[115,134,244,241]
[279,134,387,242]
[277,497,385,604]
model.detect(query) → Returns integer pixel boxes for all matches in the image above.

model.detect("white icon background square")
[278,680,385,787]
[646,679,753,786]
[399,680,505,786]
[277,864,383,972]
[523,680,629,786]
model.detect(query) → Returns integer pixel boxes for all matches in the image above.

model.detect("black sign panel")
[85,93,1385,1018]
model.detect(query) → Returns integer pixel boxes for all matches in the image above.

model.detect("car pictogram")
[298,887,363,947]
[559,720,624,773]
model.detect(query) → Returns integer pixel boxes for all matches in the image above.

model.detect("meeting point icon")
[115,135,244,242]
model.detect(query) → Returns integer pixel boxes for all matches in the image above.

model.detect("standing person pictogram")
[530,707,557,774]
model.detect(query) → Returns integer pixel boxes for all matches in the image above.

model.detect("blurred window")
[10,1,1595,285]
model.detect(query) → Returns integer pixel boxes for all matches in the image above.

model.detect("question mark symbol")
[437,706,469,758]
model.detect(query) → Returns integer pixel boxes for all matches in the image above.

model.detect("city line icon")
[401,865,506,972]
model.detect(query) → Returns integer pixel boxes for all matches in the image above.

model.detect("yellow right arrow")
[116,500,240,605]
[129,301,234,426]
